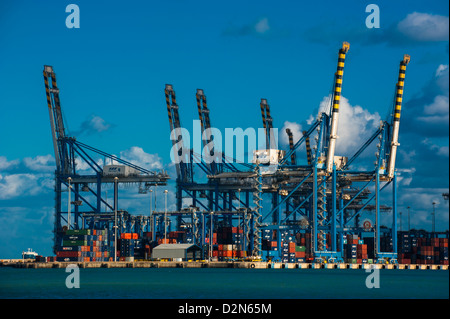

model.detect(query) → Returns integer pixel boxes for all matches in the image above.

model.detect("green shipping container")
[295,246,306,252]
[66,229,91,235]
[63,240,88,246]
[368,259,373,264]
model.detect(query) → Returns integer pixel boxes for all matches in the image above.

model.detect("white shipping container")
[103,165,140,177]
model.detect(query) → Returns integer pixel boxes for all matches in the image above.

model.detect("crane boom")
[303,130,312,165]
[326,42,350,173]
[260,98,276,149]
[196,89,217,173]
[285,128,296,165]
[43,65,71,174]
[387,54,410,178]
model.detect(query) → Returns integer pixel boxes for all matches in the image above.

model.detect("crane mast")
[387,54,410,178]
[326,42,350,173]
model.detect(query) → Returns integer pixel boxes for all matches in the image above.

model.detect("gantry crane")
[44,66,169,253]
[159,43,410,264]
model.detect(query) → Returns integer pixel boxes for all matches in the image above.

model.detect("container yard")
[3,42,446,271]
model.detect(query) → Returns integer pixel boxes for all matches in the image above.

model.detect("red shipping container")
[271,241,277,247]
[295,251,306,258]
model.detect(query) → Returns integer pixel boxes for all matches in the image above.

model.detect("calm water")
[0,267,448,299]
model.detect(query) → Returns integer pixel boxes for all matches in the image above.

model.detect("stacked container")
[397,232,449,265]
[118,233,140,261]
[213,244,247,260]
[217,227,243,245]
[343,234,371,264]
[57,229,110,262]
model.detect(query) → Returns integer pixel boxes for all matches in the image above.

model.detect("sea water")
[0,267,448,299]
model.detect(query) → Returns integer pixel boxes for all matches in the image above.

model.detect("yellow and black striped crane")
[387,54,410,178]
[285,128,296,165]
[303,130,312,166]
[325,41,350,173]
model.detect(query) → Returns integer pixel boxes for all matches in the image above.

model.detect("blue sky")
[0,0,448,258]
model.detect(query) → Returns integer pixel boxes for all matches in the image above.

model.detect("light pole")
[407,206,410,231]
[432,202,436,234]
[149,189,153,233]
[210,211,214,261]
[67,177,72,230]
[114,177,118,262]
[164,189,168,242]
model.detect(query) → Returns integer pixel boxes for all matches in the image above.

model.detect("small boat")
[22,248,38,260]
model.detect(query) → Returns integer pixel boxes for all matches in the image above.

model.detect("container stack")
[261,230,309,262]
[397,233,448,265]
[213,244,247,260]
[217,227,243,245]
[343,234,371,264]
[380,235,393,252]
[119,233,139,261]
[213,226,246,260]
[56,229,110,262]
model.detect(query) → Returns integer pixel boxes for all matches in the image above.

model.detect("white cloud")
[435,64,449,77]
[23,154,55,172]
[89,115,111,132]
[315,95,381,155]
[396,168,416,186]
[254,17,270,34]
[0,173,53,200]
[421,138,449,157]
[397,12,449,41]
[423,95,449,115]
[119,146,163,171]
[280,121,302,147]
[0,156,19,170]
[74,115,114,136]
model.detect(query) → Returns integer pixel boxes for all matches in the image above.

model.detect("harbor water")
[0,267,448,299]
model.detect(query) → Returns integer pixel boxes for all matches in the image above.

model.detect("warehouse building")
[152,244,202,261]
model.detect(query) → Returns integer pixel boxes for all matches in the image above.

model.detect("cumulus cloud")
[23,154,55,172]
[119,146,163,171]
[397,12,449,42]
[314,95,381,156]
[280,121,303,147]
[0,156,19,171]
[0,173,53,200]
[304,11,449,47]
